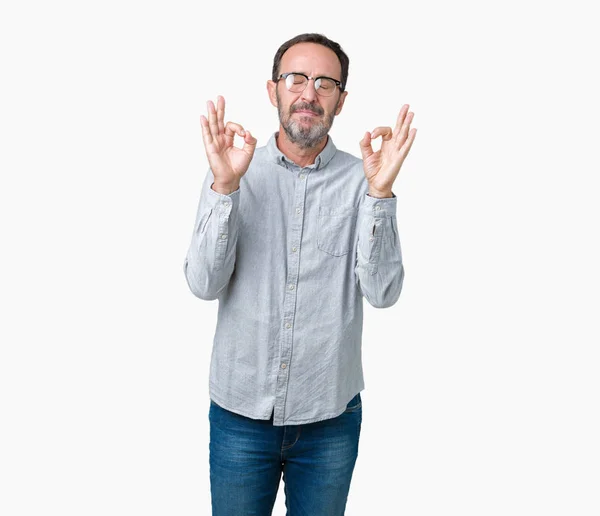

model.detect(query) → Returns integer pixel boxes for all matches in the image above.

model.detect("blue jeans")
[208,393,362,515]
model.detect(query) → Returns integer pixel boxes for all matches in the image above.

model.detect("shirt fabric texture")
[183,131,404,426]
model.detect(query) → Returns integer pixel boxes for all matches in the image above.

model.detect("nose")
[300,78,318,102]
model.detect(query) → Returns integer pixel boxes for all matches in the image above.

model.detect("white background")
[1,0,599,514]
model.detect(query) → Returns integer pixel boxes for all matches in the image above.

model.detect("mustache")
[291,102,323,116]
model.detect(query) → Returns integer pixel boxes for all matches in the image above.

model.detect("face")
[267,42,348,149]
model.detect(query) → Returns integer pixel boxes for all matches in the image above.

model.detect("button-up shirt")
[183,131,404,425]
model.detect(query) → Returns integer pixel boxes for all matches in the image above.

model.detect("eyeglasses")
[277,72,343,97]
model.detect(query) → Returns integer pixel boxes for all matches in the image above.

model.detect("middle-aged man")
[184,32,417,515]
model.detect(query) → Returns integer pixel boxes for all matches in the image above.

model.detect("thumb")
[359,131,373,161]
[242,130,258,156]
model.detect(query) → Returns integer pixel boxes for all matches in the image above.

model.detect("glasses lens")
[285,73,307,92]
[315,78,336,97]
[283,74,339,96]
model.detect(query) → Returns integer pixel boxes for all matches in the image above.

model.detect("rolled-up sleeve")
[354,192,404,308]
[183,169,240,300]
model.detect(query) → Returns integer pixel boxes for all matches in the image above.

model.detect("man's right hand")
[200,95,257,194]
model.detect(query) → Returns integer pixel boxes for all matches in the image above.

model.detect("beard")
[276,89,338,150]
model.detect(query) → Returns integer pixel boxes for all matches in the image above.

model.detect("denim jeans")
[208,393,362,515]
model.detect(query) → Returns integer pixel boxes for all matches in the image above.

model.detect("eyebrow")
[288,71,341,81]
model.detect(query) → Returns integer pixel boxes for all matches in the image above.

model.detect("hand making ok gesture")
[200,95,257,194]
[359,104,417,198]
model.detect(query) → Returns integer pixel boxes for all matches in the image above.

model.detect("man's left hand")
[359,104,417,198]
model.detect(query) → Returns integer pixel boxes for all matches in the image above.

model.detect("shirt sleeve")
[183,168,240,300]
[354,192,405,308]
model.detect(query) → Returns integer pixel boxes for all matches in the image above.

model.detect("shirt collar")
[265,131,337,170]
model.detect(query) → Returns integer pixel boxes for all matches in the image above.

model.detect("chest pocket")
[317,204,358,256]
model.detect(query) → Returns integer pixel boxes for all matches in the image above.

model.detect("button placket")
[214,198,233,270]
[367,209,385,275]
[273,167,309,425]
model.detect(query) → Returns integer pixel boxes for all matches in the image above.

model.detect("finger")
[224,121,246,146]
[393,104,410,135]
[200,115,213,147]
[400,127,417,155]
[242,129,258,156]
[396,112,415,148]
[370,126,393,141]
[207,100,219,138]
[359,131,374,160]
[216,95,225,134]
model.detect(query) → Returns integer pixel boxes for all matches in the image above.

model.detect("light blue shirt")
[183,132,404,425]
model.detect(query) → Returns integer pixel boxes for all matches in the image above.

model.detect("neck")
[276,128,328,168]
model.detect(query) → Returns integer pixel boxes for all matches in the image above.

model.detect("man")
[184,33,416,515]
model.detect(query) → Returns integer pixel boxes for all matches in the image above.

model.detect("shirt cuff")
[362,191,397,218]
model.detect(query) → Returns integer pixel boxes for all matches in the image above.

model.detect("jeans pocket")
[343,393,362,413]
[317,204,358,257]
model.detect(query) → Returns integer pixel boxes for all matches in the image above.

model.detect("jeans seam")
[281,427,301,453]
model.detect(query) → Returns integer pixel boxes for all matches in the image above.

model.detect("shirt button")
[296,208,301,214]
[288,284,295,290]
[285,322,292,329]
[375,205,381,211]
[220,234,227,239]
[281,363,287,369]
[292,247,297,252]
[300,174,305,179]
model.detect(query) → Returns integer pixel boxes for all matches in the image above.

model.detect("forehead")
[280,42,341,79]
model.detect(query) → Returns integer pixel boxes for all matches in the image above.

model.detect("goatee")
[276,91,337,150]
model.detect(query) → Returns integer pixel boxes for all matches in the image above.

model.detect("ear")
[335,90,348,116]
[266,80,278,108]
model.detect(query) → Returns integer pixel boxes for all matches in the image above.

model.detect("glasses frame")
[277,72,344,96]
